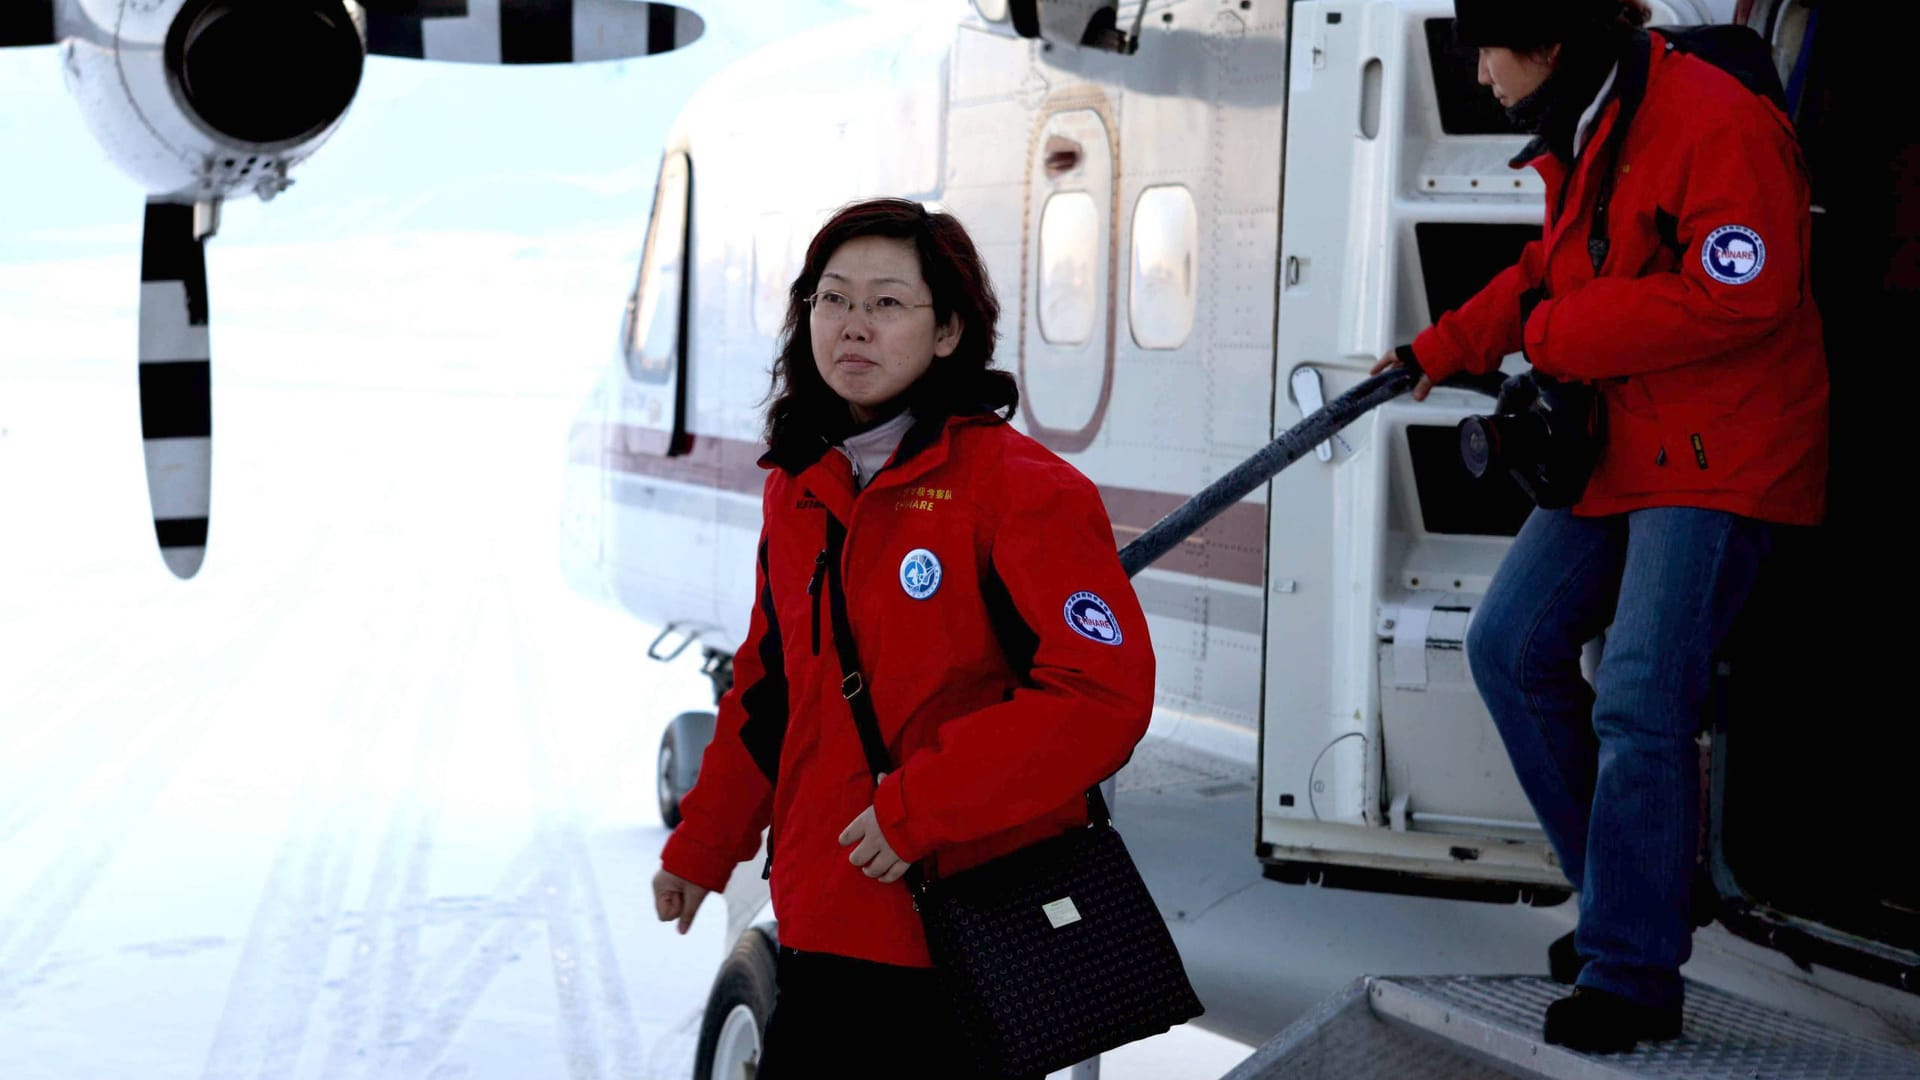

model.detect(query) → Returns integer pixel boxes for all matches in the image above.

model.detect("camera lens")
[1460,417,1498,478]
[1460,412,1551,479]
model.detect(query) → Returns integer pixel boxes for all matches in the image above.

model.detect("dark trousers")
[757,946,1042,1080]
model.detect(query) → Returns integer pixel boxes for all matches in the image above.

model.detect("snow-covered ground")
[0,364,1251,1079]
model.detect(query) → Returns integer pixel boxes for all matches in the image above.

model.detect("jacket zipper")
[773,483,872,884]
[807,549,828,656]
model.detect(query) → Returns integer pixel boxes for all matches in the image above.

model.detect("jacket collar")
[1510,29,1655,171]
[770,410,1001,522]
[1571,61,1621,160]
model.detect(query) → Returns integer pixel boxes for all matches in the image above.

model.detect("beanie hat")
[1453,0,1625,52]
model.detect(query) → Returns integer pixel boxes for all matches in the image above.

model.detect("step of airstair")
[1223,974,1920,1079]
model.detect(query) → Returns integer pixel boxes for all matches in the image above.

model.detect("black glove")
[1519,285,1547,328]
[1393,343,1424,376]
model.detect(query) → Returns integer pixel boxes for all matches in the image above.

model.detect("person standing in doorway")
[1376,0,1828,1053]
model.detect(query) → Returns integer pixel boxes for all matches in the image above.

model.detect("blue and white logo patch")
[899,549,942,600]
[1702,225,1766,286]
[1064,591,1123,646]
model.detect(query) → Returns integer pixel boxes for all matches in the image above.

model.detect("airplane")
[0,0,704,580]
[558,0,1920,1074]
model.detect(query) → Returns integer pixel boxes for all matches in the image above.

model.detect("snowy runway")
[0,375,1252,1079]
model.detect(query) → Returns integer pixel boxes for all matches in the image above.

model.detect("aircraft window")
[1038,191,1098,345]
[1128,185,1198,350]
[627,152,690,384]
[1424,19,1519,136]
[752,212,791,339]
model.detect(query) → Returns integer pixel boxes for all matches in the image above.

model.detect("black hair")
[762,197,1016,457]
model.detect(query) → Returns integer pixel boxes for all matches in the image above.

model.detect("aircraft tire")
[658,710,714,830]
[658,724,684,829]
[693,925,778,1080]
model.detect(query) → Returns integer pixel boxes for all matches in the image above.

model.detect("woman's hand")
[1373,350,1434,402]
[653,868,710,935]
[840,776,909,884]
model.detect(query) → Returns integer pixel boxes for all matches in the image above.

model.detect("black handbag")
[820,516,1204,1078]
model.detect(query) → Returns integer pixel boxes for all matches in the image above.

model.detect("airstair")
[1222,975,1920,1079]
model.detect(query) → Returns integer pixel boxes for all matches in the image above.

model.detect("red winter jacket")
[1413,31,1828,526]
[659,411,1155,967]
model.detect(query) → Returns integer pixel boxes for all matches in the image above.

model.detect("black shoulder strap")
[1589,26,1789,276]
[819,513,1113,883]
[1654,23,1790,112]
[1584,31,1654,276]
[822,515,897,782]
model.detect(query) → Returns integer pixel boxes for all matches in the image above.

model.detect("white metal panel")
[1261,1,1561,886]
[1263,0,1399,833]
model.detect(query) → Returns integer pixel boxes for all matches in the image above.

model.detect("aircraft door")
[1259,0,1565,903]
[1018,96,1117,454]
[620,151,692,456]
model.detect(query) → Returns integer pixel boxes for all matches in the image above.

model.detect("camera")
[1458,371,1605,509]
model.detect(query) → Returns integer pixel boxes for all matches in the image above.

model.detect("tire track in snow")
[502,574,647,1080]
[0,567,314,1007]
[198,568,435,1080]
[318,591,484,1080]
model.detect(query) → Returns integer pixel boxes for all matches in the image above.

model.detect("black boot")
[1548,930,1584,985]
[1543,987,1683,1054]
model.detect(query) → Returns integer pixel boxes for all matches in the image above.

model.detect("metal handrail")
[1117,367,1419,578]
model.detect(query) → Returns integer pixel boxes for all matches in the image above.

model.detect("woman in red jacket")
[1376,0,1828,1055]
[651,198,1155,1076]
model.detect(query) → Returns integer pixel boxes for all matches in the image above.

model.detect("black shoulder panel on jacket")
[736,540,790,784]
[981,565,1041,685]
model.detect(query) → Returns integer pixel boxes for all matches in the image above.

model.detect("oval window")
[1038,191,1098,346]
[1129,185,1198,350]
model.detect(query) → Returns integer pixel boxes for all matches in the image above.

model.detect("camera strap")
[1585,31,1653,276]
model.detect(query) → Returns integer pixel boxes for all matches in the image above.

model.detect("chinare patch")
[1702,224,1766,285]
[899,548,942,600]
[1064,591,1123,645]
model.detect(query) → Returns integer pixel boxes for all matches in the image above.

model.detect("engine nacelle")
[57,0,366,201]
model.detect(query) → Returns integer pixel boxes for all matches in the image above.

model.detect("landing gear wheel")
[657,711,714,830]
[658,724,684,829]
[693,927,778,1080]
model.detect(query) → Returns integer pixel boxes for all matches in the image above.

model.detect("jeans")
[1466,507,1772,1010]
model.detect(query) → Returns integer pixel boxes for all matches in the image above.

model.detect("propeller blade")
[138,200,214,580]
[0,0,54,47]
[365,0,703,65]
[356,1,469,13]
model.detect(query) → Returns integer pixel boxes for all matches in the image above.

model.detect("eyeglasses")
[805,289,935,325]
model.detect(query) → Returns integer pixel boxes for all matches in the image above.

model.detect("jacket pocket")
[1590,382,1669,497]
[1653,400,1763,493]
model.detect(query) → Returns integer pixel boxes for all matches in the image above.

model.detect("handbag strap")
[818,514,1113,873]
[823,515,899,781]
